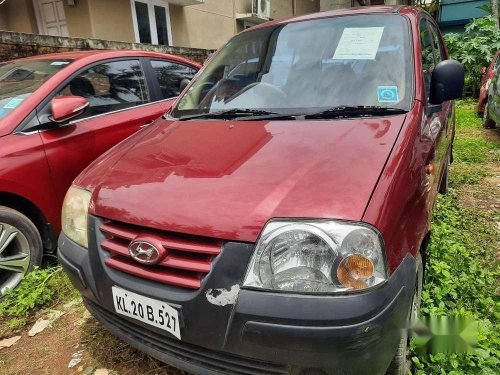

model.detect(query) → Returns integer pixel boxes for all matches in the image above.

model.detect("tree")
[493,0,499,28]
[412,0,441,18]
[479,1,500,27]
[444,17,500,96]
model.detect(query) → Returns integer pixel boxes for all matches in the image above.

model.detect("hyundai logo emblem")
[128,237,166,265]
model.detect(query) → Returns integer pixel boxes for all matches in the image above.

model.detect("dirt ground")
[0,301,187,375]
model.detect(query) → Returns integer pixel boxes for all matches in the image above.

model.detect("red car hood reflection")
[89,116,406,242]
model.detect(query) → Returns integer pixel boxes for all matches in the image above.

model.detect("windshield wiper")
[178,108,285,121]
[305,106,407,119]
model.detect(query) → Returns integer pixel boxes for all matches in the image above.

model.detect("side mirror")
[51,96,88,123]
[429,60,465,105]
[480,66,487,75]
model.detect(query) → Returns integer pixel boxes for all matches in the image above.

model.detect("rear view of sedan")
[0,51,200,294]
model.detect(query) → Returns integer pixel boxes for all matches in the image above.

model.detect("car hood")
[87,115,406,242]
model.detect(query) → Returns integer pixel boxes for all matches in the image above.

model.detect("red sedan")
[0,50,200,294]
[478,50,499,114]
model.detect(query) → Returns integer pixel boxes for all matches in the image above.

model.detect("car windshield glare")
[173,14,412,119]
[0,59,73,120]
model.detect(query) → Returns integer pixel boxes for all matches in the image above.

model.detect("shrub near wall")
[444,17,500,97]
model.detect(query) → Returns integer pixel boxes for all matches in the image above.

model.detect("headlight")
[243,220,387,293]
[61,185,91,248]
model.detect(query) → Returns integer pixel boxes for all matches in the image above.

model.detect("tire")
[439,154,450,194]
[483,101,496,129]
[386,253,423,375]
[0,206,43,296]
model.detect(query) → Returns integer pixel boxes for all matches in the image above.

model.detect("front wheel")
[386,253,423,375]
[0,207,43,296]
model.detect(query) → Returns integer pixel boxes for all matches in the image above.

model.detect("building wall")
[0,8,7,30]
[63,0,93,39]
[170,0,238,50]
[271,0,295,20]
[270,0,320,22]
[295,0,321,15]
[320,0,351,11]
[0,0,38,33]
[0,30,212,63]
[88,0,135,42]
[235,0,252,13]
[0,0,323,51]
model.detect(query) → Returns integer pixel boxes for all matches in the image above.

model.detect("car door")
[146,58,198,100]
[38,58,172,202]
[419,18,452,201]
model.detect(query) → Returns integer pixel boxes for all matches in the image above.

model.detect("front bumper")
[58,216,416,375]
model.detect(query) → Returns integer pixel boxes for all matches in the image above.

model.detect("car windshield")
[172,14,413,119]
[0,59,73,120]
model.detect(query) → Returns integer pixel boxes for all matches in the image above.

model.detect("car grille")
[99,220,222,289]
[86,300,288,375]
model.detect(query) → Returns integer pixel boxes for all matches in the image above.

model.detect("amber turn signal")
[337,254,374,289]
[425,164,435,175]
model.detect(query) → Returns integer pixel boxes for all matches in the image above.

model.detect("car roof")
[8,50,201,68]
[246,5,421,33]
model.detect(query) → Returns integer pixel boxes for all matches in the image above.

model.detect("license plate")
[112,286,181,339]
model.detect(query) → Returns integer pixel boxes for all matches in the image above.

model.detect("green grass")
[0,265,78,337]
[453,137,497,164]
[410,100,500,374]
[449,162,491,187]
[453,102,499,164]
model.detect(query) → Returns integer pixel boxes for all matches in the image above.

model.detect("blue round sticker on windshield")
[377,86,399,103]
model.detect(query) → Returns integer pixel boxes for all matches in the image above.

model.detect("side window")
[429,23,445,64]
[60,60,149,119]
[419,19,435,101]
[150,60,197,99]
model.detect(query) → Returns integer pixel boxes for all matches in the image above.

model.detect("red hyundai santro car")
[59,6,464,375]
[0,51,200,294]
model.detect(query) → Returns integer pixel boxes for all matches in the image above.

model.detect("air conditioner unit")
[253,0,270,20]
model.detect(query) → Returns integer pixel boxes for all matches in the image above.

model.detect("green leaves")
[0,266,78,336]
[444,16,500,96]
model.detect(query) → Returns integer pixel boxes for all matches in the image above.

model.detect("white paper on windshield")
[333,27,384,60]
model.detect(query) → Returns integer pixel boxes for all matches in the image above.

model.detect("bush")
[409,101,500,374]
[444,17,500,97]
[0,266,77,335]
[411,194,500,374]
